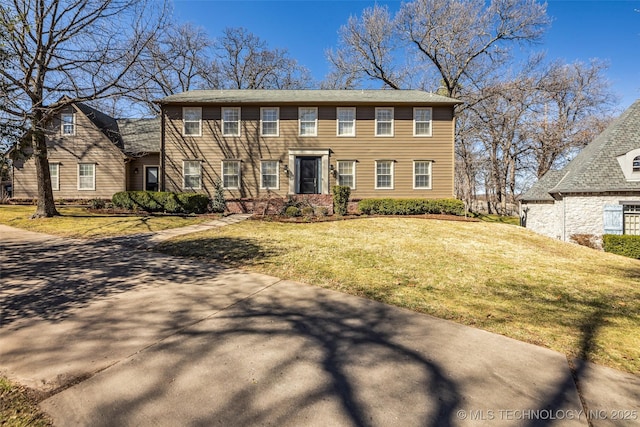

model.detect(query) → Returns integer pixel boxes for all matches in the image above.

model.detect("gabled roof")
[116,118,160,154]
[158,89,462,105]
[75,103,123,149]
[71,102,160,155]
[520,170,565,201]
[522,99,640,200]
[550,99,640,193]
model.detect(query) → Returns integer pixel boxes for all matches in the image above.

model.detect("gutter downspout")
[160,105,166,192]
[559,192,566,242]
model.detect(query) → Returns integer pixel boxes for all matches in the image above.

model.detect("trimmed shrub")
[89,198,106,209]
[357,198,465,216]
[111,191,210,214]
[603,234,640,259]
[285,206,301,217]
[332,185,351,216]
[301,206,314,217]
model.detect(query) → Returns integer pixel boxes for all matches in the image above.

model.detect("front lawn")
[158,218,640,374]
[0,205,211,238]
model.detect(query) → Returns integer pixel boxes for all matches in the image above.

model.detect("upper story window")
[222,107,241,136]
[337,107,356,137]
[260,107,279,137]
[414,107,433,137]
[633,156,640,172]
[183,107,202,136]
[299,107,318,136]
[375,107,394,137]
[222,160,241,189]
[61,113,75,135]
[183,160,202,190]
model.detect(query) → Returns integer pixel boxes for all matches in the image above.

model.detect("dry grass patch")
[158,218,640,374]
[0,376,52,427]
[0,205,210,238]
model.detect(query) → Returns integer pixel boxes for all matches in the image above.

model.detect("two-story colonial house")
[158,90,460,210]
[12,90,460,212]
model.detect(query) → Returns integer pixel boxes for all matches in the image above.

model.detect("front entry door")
[299,157,319,194]
[145,166,159,191]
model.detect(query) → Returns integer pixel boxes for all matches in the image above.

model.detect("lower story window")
[261,160,279,189]
[50,163,59,191]
[78,163,95,190]
[413,161,432,189]
[183,160,201,190]
[222,160,241,189]
[375,160,394,189]
[624,205,640,235]
[337,160,356,189]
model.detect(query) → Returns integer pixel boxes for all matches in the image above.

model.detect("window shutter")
[603,205,623,235]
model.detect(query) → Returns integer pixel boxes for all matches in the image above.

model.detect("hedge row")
[603,234,640,259]
[358,198,465,216]
[112,191,210,214]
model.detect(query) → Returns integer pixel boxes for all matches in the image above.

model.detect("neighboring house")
[11,103,160,200]
[158,90,460,210]
[521,99,640,247]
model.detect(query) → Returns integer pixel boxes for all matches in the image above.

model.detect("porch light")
[134,167,139,174]
[283,164,290,176]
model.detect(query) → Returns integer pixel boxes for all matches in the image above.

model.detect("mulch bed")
[250,213,480,223]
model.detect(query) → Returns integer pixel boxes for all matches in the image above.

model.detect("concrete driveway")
[1,225,638,426]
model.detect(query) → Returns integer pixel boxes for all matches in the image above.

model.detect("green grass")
[158,218,640,374]
[0,205,211,238]
[475,213,520,225]
[0,376,52,427]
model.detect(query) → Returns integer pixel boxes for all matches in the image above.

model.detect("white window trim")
[336,160,356,190]
[413,160,433,190]
[375,107,394,137]
[336,107,356,137]
[77,163,96,191]
[49,163,60,191]
[61,113,75,136]
[260,107,280,137]
[260,160,280,190]
[182,160,202,190]
[375,160,394,190]
[298,107,318,137]
[221,160,241,190]
[222,107,241,137]
[182,107,202,137]
[413,107,433,137]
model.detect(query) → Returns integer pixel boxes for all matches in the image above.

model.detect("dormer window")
[633,156,640,172]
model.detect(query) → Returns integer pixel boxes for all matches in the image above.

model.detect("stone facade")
[522,201,562,240]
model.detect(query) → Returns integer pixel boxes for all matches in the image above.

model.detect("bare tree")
[214,27,313,90]
[128,22,217,115]
[397,0,550,98]
[526,59,615,178]
[0,0,167,217]
[325,5,406,90]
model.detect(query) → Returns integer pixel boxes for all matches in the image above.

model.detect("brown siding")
[163,104,455,200]
[127,154,160,191]
[12,106,126,200]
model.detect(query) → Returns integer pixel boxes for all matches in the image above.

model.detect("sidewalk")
[95,213,253,249]
[1,224,638,426]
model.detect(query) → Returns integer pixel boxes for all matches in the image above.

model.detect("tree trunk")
[32,127,59,218]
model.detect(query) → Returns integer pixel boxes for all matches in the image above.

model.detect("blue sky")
[173,0,640,111]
